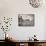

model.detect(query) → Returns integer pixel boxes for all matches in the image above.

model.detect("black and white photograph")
[18,14,35,26]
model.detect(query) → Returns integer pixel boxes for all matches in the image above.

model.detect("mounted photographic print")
[18,14,35,26]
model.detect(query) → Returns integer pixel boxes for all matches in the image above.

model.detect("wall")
[0,0,46,40]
